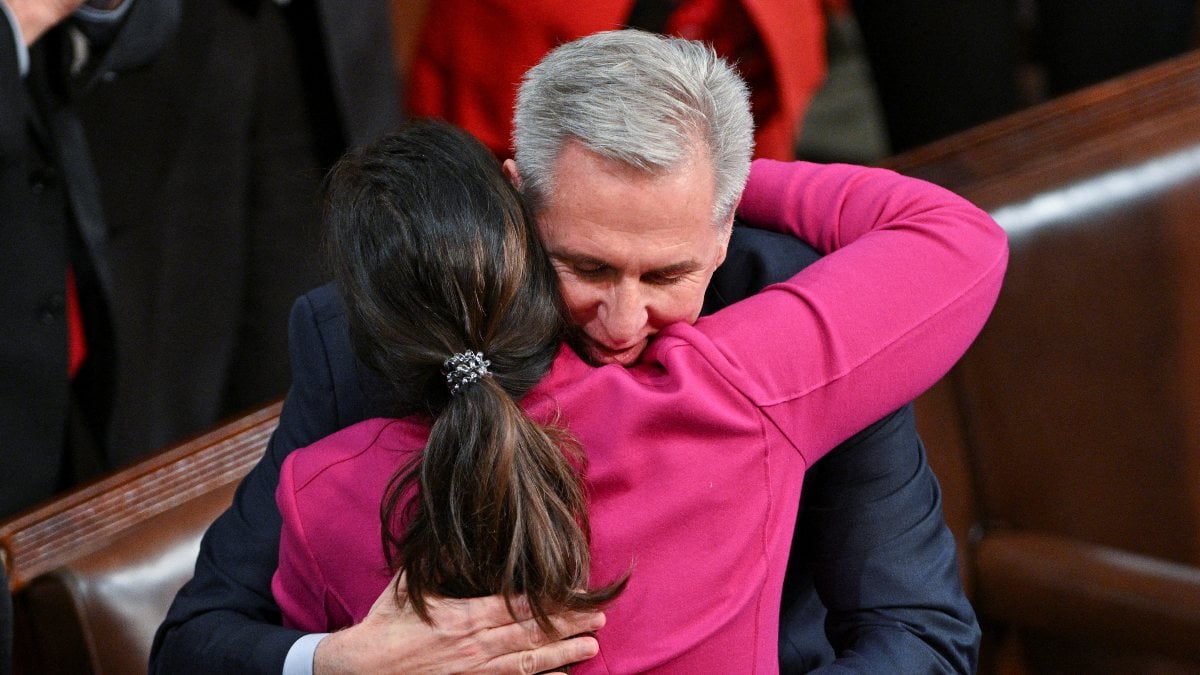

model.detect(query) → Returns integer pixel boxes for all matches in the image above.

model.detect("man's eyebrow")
[549,249,611,267]
[651,261,702,275]
[548,248,701,274]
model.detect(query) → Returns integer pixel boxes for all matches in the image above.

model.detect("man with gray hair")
[153,29,979,674]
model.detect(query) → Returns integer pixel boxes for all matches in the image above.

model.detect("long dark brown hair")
[322,121,625,633]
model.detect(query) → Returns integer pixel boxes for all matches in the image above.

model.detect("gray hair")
[512,29,754,226]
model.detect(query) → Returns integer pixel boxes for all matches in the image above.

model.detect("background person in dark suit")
[72,0,402,469]
[152,31,979,674]
[0,0,180,520]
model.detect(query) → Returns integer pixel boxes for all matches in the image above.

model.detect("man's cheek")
[658,288,706,325]
[558,283,594,322]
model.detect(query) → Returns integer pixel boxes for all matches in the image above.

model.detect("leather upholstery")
[890,51,1200,673]
[1,403,279,674]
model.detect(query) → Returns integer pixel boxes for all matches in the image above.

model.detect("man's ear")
[724,197,740,232]
[714,199,738,267]
[502,159,522,190]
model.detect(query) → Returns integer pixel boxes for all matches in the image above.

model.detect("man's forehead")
[549,245,705,276]
[533,139,725,270]
[541,206,714,251]
[546,228,704,263]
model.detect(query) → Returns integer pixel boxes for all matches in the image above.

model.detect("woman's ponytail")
[323,121,625,636]
[387,373,623,633]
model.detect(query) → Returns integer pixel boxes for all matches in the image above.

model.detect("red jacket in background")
[406,0,828,160]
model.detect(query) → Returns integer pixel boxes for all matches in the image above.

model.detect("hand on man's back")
[314,572,605,674]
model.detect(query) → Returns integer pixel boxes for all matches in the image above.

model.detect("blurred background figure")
[73,0,401,470]
[2,0,181,520]
[394,0,838,161]
[1,561,9,675]
[848,0,1198,153]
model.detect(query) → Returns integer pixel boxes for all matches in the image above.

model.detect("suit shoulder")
[296,283,346,324]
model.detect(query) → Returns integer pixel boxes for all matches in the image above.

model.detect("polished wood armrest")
[976,531,1200,663]
[1,402,280,673]
[1,402,280,592]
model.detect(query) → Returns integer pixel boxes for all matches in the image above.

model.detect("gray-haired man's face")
[507,141,731,367]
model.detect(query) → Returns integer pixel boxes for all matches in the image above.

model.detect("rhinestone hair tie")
[443,350,491,396]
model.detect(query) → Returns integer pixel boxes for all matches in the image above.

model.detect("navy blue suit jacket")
[151,226,979,673]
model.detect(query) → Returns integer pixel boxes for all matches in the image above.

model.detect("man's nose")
[599,281,648,346]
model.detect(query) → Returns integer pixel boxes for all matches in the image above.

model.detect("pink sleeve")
[272,456,332,633]
[738,158,992,255]
[686,159,1008,461]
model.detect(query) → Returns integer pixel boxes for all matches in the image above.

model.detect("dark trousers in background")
[851,0,1197,152]
[79,0,341,466]
[1,561,10,675]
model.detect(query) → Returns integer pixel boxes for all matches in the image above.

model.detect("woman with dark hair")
[272,120,1006,671]
[315,120,625,630]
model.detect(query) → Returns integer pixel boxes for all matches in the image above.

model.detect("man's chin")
[588,344,645,366]
[568,331,647,367]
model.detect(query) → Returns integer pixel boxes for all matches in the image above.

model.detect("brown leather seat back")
[964,158,1200,563]
[2,404,279,674]
[893,50,1200,565]
[19,485,235,674]
[889,52,1200,672]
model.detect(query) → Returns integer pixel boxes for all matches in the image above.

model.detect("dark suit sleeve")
[715,226,980,674]
[790,408,980,674]
[150,291,347,674]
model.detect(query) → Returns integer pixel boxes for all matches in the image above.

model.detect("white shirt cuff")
[282,633,330,675]
[0,0,29,77]
[74,0,134,24]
